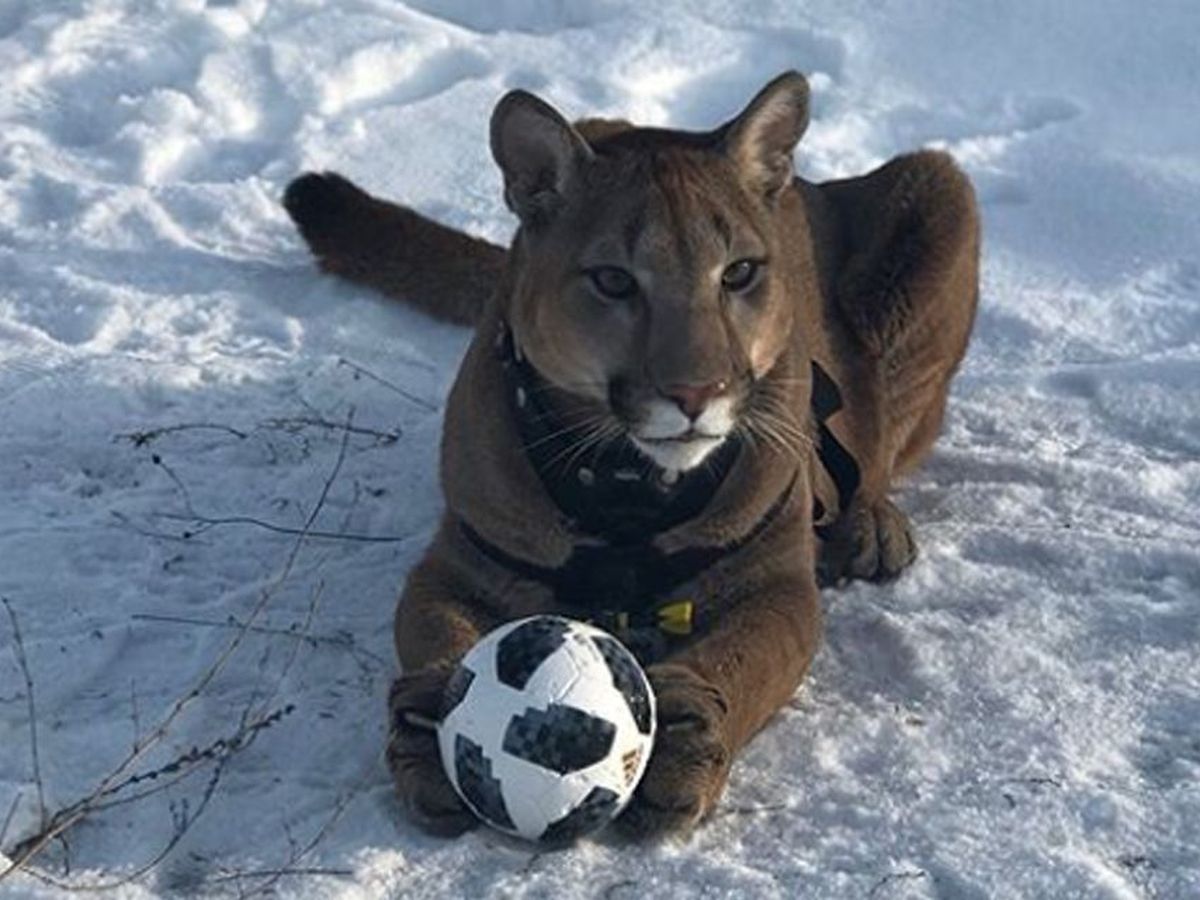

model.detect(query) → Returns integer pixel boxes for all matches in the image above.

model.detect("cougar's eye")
[721,259,763,292]
[586,266,638,300]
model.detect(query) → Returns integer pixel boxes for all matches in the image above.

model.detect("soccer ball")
[437,615,656,843]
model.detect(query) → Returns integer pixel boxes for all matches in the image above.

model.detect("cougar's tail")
[283,172,507,327]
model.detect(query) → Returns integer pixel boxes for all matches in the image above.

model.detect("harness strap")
[460,471,798,630]
[811,360,861,531]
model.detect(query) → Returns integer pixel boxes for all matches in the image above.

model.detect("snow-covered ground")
[1,0,1198,896]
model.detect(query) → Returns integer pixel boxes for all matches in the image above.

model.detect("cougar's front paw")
[617,664,732,839]
[818,496,917,586]
[283,171,367,252]
[386,666,477,837]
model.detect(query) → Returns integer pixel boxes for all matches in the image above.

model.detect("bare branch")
[336,356,438,411]
[0,793,20,849]
[102,705,295,807]
[869,869,927,897]
[128,613,385,668]
[1000,775,1063,788]
[262,416,401,445]
[150,453,195,513]
[109,511,199,543]
[114,423,249,447]
[8,706,294,892]
[204,867,354,885]
[20,761,228,894]
[2,598,47,832]
[153,511,413,544]
[232,779,365,898]
[128,680,142,754]
[303,407,355,530]
[0,410,358,883]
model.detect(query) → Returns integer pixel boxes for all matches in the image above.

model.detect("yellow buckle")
[656,600,694,636]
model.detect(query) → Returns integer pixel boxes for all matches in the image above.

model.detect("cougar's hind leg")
[817,150,980,584]
[827,149,979,366]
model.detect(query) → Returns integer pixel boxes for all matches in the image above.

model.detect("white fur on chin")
[631,396,735,472]
[630,434,726,473]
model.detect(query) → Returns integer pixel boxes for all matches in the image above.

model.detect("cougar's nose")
[662,381,728,420]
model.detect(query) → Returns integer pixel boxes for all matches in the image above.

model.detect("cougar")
[283,71,979,838]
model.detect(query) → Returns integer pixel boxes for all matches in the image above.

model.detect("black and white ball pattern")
[437,616,656,843]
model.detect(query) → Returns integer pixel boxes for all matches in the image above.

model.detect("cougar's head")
[492,72,812,474]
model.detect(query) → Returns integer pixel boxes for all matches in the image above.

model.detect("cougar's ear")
[490,90,593,227]
[720,71,810,201]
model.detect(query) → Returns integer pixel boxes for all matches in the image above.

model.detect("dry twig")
[2,598,46,831]
[128,612,385,669]
[154,511,412,544]
[869,869,927,897]
[0,793,21,849]
[0,410,357,884]
[115,423,249,447]
[262,415,401,445]
[336,356,438,411]
[204,866,354,885]
[224,778,366,899]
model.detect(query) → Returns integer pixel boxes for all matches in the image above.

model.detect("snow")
[1,0,1197,897]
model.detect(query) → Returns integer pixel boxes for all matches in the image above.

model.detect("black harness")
[461,479,796,633]
[461,326,859,650]
[810,359,861,532]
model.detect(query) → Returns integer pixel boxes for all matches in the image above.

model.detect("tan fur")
[284,72,979,838]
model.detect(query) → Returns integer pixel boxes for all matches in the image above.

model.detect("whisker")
[580,421,625,470]
[758,377,811,387]
[537,420,601,466]
[563,423,621,474]
[736,423,762,461]
[761,411,813,445]
[520,413,610,453]
[543,418,626,473]
[759,416,812,447]
[744,405,813,461]
[543,423,609,471]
